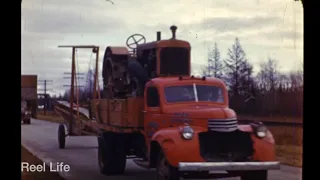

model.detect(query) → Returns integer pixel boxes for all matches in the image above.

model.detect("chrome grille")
[208,118,238,132]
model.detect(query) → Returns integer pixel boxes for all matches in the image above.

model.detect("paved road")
[21,119,302,180]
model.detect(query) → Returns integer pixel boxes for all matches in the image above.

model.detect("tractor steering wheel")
[126,34,146,50]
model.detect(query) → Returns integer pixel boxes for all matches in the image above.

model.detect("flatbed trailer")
[55,26,280,180]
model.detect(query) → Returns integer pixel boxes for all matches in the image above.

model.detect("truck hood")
[163,105,230,119]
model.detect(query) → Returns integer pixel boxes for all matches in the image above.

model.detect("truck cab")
[144,76,230,137]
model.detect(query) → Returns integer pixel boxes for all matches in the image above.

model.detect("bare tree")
[257,58,279,91]
[240,61,254,95]
[58,93,63,100]
[200,65,209,77]
[224,37,253,96]
[84,69,95,98]
[206,42,224,78]
[62,91,69,101]
[278,73,290,91]
[289,71,303,89]
[276,70,303,92]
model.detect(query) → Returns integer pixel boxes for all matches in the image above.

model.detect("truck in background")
[21,75,38,122]
[21,99,31,124]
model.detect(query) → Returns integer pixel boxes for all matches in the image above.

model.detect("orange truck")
[56,26,280,180]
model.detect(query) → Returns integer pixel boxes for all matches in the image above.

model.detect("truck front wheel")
[240,170,267,180]
[156,150,180,180]
[98,132,126,175]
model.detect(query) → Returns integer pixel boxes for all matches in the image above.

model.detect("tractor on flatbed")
[55,25,280,180]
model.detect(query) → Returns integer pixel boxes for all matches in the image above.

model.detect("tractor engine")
[102,25,191,99]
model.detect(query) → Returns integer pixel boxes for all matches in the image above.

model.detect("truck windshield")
[164,84,224,103]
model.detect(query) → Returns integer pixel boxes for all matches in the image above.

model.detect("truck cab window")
[147,87,160,107]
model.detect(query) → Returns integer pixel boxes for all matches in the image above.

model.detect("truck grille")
[208,118,238,132]
[198,130,254,162]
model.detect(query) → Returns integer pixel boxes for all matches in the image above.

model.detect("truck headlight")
[181,126,194,140]
[251,122,267,138]
[256,126,267,138]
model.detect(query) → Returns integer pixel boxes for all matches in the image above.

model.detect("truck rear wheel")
[98,132,126,175]
[58,124,66,149]
[241,170,267,180]
[156,150,180,180]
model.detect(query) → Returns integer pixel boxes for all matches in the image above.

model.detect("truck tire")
[241,170,267,180]
[97,132,126,175]
[58,124,66,149]
[156,149,180,180]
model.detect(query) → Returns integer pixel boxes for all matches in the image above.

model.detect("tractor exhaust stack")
[170,25,177,39]
[157,31,161,41]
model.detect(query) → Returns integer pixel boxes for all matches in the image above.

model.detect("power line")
[63,72,85,88]
[63,85,85,87]
[38,80,53,95]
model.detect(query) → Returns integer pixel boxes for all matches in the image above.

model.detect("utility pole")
[38,80,53,115]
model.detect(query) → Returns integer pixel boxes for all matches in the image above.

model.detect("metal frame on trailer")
[54,43,145,149]
[56,45,100,148]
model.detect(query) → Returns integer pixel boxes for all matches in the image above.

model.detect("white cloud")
[21,0,304,95]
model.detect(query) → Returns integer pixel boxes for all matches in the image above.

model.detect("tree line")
[201,38,303,118]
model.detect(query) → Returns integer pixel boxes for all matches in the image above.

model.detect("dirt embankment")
[21,145,65,180]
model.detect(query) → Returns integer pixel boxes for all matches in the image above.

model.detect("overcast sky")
[21,0,303,96]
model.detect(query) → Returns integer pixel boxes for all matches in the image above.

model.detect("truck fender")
[238,124,275,144]
[149,126,206,168]
[238,124,276,161]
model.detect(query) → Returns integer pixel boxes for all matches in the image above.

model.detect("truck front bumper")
[178,161,280,171]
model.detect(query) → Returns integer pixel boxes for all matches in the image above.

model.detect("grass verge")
[276,145,302,168]
[35,114,302,167]
[21,145,65,180]
[238,115,302,123]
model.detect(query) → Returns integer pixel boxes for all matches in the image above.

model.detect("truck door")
[144,86,162,139]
